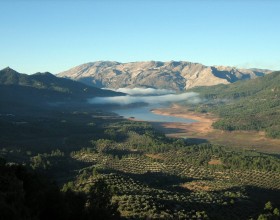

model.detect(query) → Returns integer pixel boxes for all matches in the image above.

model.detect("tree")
[257,201,280,220]
[264,201,273,211]
[86,179,120,220]
[63,190,87,220]
[273,208,280,217]
[257,214,269,220]
[0,159,119,220]
[94,139,113,153]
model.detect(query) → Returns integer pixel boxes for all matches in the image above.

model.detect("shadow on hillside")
[99,166,280,219]
[186,138,209,144]
[105,149,143,159]
[100,168,194,191]
[150,122,191,134]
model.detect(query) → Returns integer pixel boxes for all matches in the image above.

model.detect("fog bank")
[89,91,201,105]
[114,87,176,96]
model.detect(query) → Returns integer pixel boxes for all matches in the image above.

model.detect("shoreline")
[150,104,217,134]
[150,104,280,154]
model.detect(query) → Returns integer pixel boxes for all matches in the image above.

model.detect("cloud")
[89,92,201,105]
[114,87,176,96]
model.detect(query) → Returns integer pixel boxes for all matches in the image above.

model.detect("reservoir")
[112,105,196,123]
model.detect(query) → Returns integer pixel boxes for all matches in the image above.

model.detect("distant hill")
[0,67,121,97]
[0,67,122,114]
[189,71,280,138]
[57,61,271,91]
[191,71,280,100]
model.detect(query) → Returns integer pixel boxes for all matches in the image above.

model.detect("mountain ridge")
[57,61,272,91]
[0,67,123,114]
[0,67,122,97]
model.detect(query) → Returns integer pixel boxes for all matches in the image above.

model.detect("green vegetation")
[0,67,123,114]
[0,159,120,220]
[69,138,280,219]
[256,201,280,220]
[189,71,280,138]
[1,69,280,219]
[1,109,279,219]
[0,67,121,97]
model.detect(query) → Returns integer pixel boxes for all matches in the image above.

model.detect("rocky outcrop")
[58,61,271,91]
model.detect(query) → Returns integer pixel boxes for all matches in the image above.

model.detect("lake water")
[112,105,196,123]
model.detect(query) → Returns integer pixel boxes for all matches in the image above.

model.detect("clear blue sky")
[1,0,279,74]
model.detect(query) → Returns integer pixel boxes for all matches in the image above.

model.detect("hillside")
[0,67,121,97]
[1,110,280,220]
[57,61,271,90]
[189,71,280,138]
[1,69,280,220]
[0,67,123,114]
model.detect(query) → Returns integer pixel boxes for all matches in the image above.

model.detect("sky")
[0,0,279,74]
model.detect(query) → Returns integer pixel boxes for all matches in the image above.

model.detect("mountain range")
[58,61,271,91]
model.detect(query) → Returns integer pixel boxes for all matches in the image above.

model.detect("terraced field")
[70,143,280,219]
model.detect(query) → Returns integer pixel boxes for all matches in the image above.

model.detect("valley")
[1,107,280,219]
[2,1,280,219]
[1,68,280,220]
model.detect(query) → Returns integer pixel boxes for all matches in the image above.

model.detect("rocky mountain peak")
[57,61,272,91]
[0,67,20,75]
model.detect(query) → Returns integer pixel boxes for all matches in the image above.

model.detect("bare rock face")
[58,61,271,91]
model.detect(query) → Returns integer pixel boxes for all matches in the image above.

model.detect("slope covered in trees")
[0,67,123,114]
[189,71,280,138]
[1,68,280,219]
[1,108,279,219]
[0,67,121,97]
[0,159,120,220]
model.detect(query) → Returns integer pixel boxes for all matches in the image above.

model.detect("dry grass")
[208,159,223,165]
[181,181,211,192]
[145,153,164,160]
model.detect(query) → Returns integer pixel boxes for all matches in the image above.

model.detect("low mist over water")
[88,88,200,123]
[88,88,201,105]
[114,87,176,96]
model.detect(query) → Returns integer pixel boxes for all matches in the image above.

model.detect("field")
[70,141,280,219]
[1,108,280,219]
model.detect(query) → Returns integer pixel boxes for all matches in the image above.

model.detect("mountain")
[0,67,121,97]
[57,61,271,91]
[0,67,122,114]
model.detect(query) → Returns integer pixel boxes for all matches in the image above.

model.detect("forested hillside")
[1,68,280,219]
[0,159,120,220]
[189,71,280,138]
[1,111,280,219]
[0,67,122,113]
[0,67,121,97]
